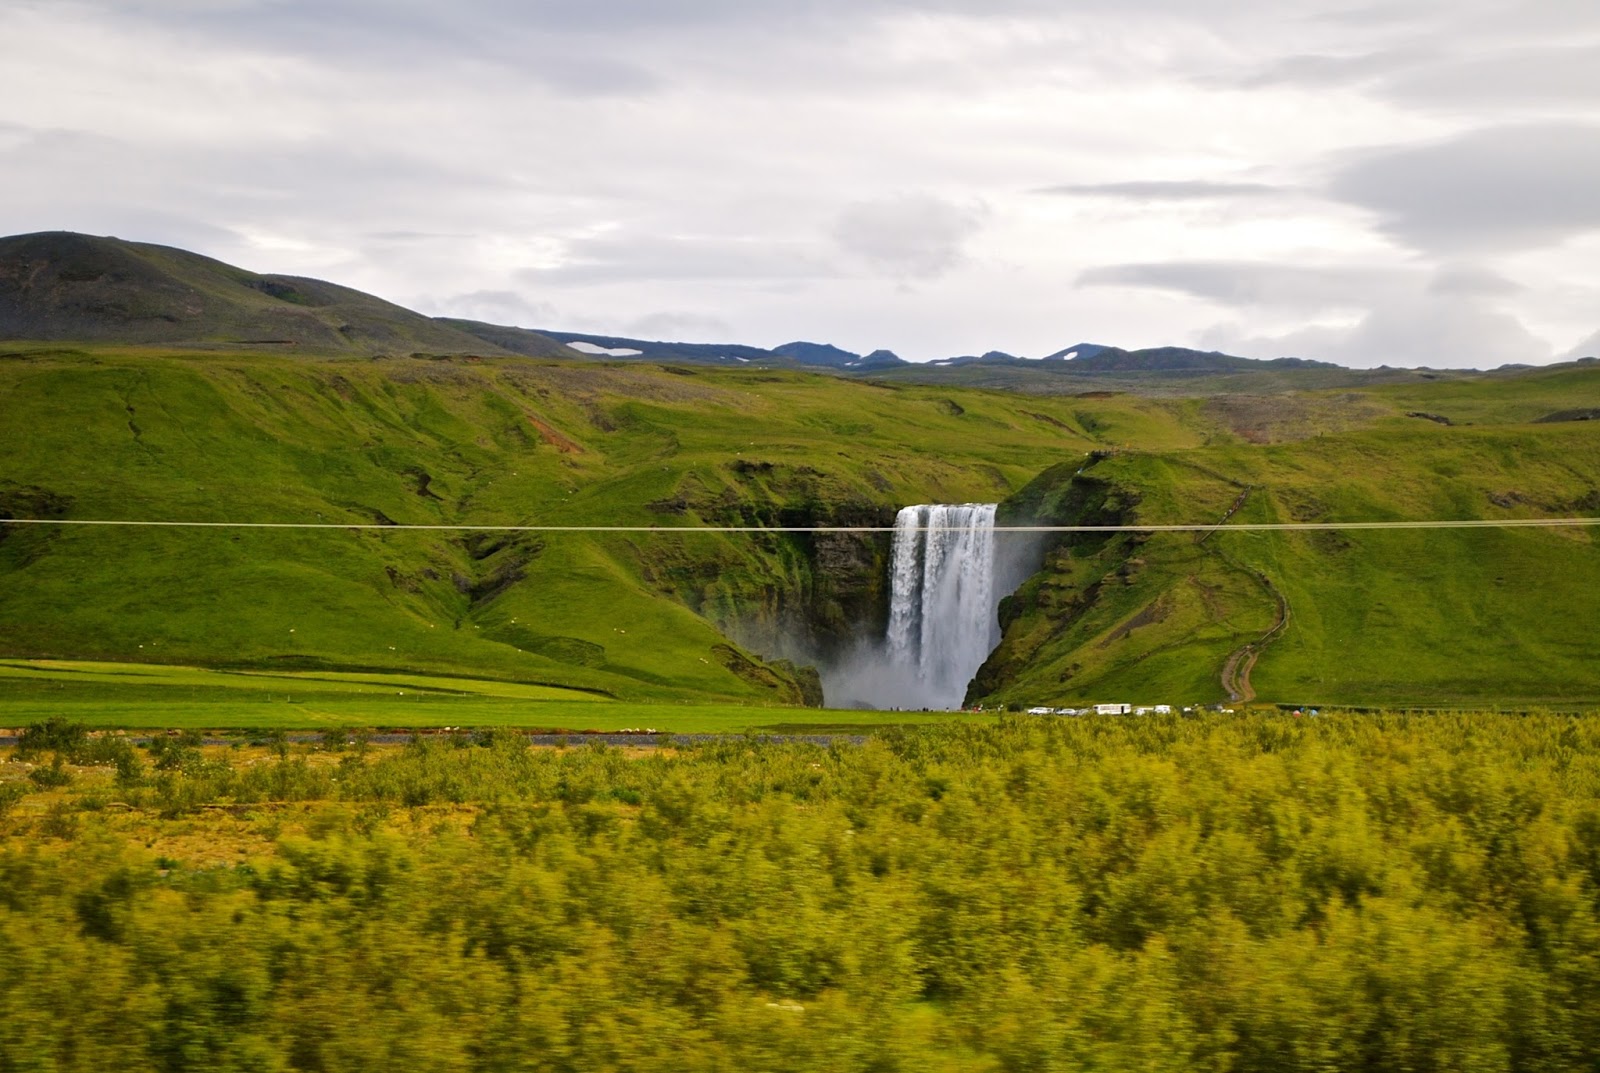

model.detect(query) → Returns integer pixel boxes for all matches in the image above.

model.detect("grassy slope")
[0,346,1168,706]
[3,344,1599,717]
[984,370,1600,708]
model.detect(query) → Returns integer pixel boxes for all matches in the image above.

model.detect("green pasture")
[0,659,977,732]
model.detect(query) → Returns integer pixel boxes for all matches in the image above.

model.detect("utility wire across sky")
[2,518,1598,534]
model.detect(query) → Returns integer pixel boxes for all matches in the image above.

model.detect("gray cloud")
[1239,48,1436,90]
[625,311,733,339]
[97,0,1333,39]
[1328,124,1600,253]
[1382,45,1600,110]
[1246,43,1600,112]
[1562,329,1600,361]
[60,0,1419,107]
[832,194,987,279]
[364,230,475,242]
[1078,260,1405,311]
[432,290,559,327]
[1035,180,1285,200]
[1208,293,1551,369]
[1427,263,1522,297]
[1093,259,1553,367]
[517,234,837,287]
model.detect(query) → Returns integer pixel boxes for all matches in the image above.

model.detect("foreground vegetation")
[6,712,1600,1071]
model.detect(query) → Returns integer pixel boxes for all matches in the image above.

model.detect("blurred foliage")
[5,712,1600,1070]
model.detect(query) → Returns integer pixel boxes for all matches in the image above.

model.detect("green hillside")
[0,232,580,357]
[0,344,1155,706]
[1,342,1598,714]
[983,367,1600,708]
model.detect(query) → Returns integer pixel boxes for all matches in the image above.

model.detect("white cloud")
[1036,180,1286,200]
[1,0,1597,361]
[1206,290,1552,369]
[517,234,838,286]
[1562,329,1600,362]
[1426,263,1522,297]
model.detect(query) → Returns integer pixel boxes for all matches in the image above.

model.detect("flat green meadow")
[0,658,978,732]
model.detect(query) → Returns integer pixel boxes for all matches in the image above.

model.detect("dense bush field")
[6,713,1600,1071]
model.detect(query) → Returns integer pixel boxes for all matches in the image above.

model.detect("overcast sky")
[3,0,1597,366]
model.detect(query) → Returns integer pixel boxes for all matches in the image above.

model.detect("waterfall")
[882,503,1000,709]
[819,501,1018,711]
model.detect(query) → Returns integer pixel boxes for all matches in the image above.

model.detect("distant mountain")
[0,231,536,356]
[508,331,908,371]
[0,231,1442,394]
[0,236,901,370]
[1042,343,1114,362]
[430,319,586,359]
[770,341,860,368]
[1064,345,1342,374]
[529,331,780,366]
[919,344,1341,375]
[856,349,908,370]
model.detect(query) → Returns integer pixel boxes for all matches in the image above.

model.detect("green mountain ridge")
[0,231,1509,391]
[0,231,576,358]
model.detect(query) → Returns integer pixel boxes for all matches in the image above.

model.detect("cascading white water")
[818,501,1023,711]
[882,503,1000,709]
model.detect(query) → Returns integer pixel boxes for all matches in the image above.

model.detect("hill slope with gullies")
[983,363,1600,708]
[0,343,1166,706]
[2,338,1600,710]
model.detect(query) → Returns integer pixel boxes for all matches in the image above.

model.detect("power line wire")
[2,517,1597,533]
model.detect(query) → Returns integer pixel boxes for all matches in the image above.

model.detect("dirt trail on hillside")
[1197,486,1251,544]
[1190,483,1290,703]
[1221,571,1290,702]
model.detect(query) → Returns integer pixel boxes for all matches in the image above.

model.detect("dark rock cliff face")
[697,506,895,670]
[787,508,896,653]
[630,461,897,700]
